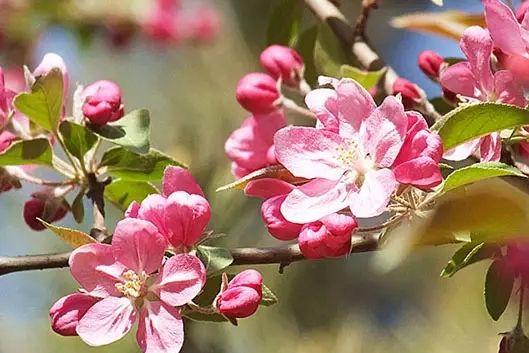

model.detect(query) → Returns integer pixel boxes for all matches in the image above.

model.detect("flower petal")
[138,194,168,235]
[136,301,184,353]
[484,0,527,56]
[305,88,339,132]
[480,132,502,162]
[440,61,478,98]
[494,70,527,107]
[77,296,136,346]
[244,178,295,199]
[335,78,376,133]
[443,138,481,161]
[49,293,99,336]
[349,169,396,218]
[162,166,204,197]
[393,156,442,189]
[460,26,495,95]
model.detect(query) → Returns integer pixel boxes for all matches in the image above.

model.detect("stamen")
[115,270,144,298]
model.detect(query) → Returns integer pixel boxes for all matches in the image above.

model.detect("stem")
[282,98,316,119]
[187,302,218,315]
[15,172,75,187]
[56,133,81,176]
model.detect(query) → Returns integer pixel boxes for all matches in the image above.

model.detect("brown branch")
[354,0,379,38]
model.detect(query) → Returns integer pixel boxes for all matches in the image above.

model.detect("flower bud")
[298,213,357,259]
[143,0,180,43]
[82,80,124,125]
[392,78,422,109]
[23,194,68,231]
[260,45,304,87]
[235,73,280,114]
[261,194,302,240]
[49,293,99,336]
[217,270,263,319]
[189,7,220,43]
[418,50,445,79]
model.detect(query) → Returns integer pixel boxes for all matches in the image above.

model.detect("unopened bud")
[82,80,124,125]
[392,78,423,109]
[217,270,263,319]
[418,50,445,79]
[235,72,280,114]
[260,45,304,87]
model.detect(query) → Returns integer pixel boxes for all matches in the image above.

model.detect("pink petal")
[77,296,136,346]
[460,26,495,95]
[440,62,478,98]
[112,218,166,275]
[162,166,204,197]
[305,88,339,132]
[494,70,527,107]
[484,0,527,56]
[228,269,263,293]
[136,301,184,353]
[443,138,481,161]
[138,194,168,235]
[244,178,295,199]
[153,254,206,307]
[125,201,140,218]
[480,133,502,162]
[393,156,443,189]
[360,96,407,167]
[217,286,261,318]
[164,191,211,247]
[349,169,396,218]
[261,194,303,240]
[49,293,99,336]
[69,243,125,297]
[281,178,351,223]
[335,78,376,133]
[274,126,345,180]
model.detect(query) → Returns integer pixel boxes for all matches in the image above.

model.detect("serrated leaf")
[0,138,53,166]
[88,109,150,154]
[485,260,514,321]
[197,245,234,276]
[13,68,63,131]
[260,284,278,306]
[71,189,85,224]
[266,0,302,46]
[294,25,318,86]
[216,165,305,192]
[100,146,184,182]
[440,242,499,278]
[433,103,529,150]
[339,65,386,90]
[59,121,98,161]
[314,22,349,77]
[38,218,96,248]
[104,178,158,211]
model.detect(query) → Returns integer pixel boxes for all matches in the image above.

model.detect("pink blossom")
[217,270,262,319]
[235,73,280,114]
[418,50,445,80]
[261,194,303,240]
[82,80,124,125]
[50,293,99,336]
[188,7,220,43]
[298,213,357,259]
[143,0,181,43]
[274,78,408,222]
[260,45,304,87]
[23,193,68,231]
[0,130,16,153]
[60,217,206,353]
[225,110,286,178]
[516,1,529,23]
[392,78,423,109]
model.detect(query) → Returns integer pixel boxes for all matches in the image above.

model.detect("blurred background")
[0,0,524,352]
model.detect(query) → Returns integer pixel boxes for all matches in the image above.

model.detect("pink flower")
[61,217,206,353]
[392,78,423,109]
[418,50,445,80]
[188,7,220,43]
[82,80,124,125]
[298,213,357,259]
[50,293,99,336]
[260,45,304,87]
[217,270,262,319]
[23,193,68,231]
[392,112,443,189]
[225,110,286,178]
[440,26,526,161]
[274,78,408,222]
[516,1,529,23]
[143,0,181,43]
[235,73,280,114]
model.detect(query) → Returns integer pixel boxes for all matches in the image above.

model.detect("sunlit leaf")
[104,178,158,211]
[314,22,349,77]
[59,121,98,161]
[38,218,96,248]
[196,245,234,276]
[71,189,85,224]
[339,65,386,90]
[485,259,514,321]
[440,242,499,278]
[0,138,53,166]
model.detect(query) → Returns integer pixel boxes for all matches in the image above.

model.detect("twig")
[354,0,379,38]
[86,173,110,242]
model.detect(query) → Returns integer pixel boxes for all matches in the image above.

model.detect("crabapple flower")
[418,50,445,80]
[275,78,408,222]
[82,80,124,125]
[50,293,99,336]
[298,213,357,259]
[225,110,286,178]
[23,193,68,231]
[235,73,280,114]
[217,270,263,319]
[392,78,423,109]
[62,218,206,353]
[260,45,304,87]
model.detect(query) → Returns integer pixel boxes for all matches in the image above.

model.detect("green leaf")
[104,179,158,211]
[433,103,529,150]
[184,275,227,323]
[38,219,96,248]
[314,22,349,77]
[485,260,514,321]
[88,109,150,154]
[71,189,85,224]
[13,68,63,131]
[196,245,234,276]
[0,138,53,166]
[59,121,98,161]
[294,25,318,86]
[439,162,525,195]
[429,97,453,115]
[266,0,302,46]
[261,284,278,306]
[339,65,386,90]
[440,242,499,278]
[100,147,184,182]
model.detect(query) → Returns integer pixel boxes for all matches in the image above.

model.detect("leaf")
[196,245,234,276]
[266,0,303,46]
[439,162,525,195]
[59,121,98,161]
[433,103,529,151]
[38,218,96,248]
[71,189,85,224]
[485,260,514,321]
[183,275,227,323]
[100,146,184,182]
[104,178,158,211]
[13,68,63,131]
[261,284,278,306]
[216,165,306,192]
[314,22,349,77]
[88,109,150,154]
[429,97,453,115]
[339,65,386,90]
[294,25,318,86]
[440,242,499,278]
[391,10,485,41]
[0,138,53,166]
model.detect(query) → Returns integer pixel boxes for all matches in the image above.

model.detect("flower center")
[336,139,373,177]
[115,270,145,298]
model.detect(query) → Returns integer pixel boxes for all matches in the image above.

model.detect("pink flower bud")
[143,0,180,43]
[235,72,280,114]
[217,270,263,319]
[418,50,445,79]
[392,78,422,109]
[261,194,302,240]
[49,293,99,336]
[82,80,124,125]
[298,213,357,259]
[23,195,68,231]
[189,7,220,43]
[260,45,304,87]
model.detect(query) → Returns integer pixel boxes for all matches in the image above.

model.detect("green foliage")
[485,259,514,321]
[196,245,234,276]
[104,178,158,211]
[13,68,63,131]
[58,121,98,161]
[38,218,96,248]
[0,138,53,166]
[429,97,453,115]
[266,0,302,46]
[88,109,151,154]
[71,189,85,224]
[440,242,499,278]
[339,65,386,90]
[261,284,278,306]
[294,25,318,85]
[314,22,348,76]
[184,275,227,323]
